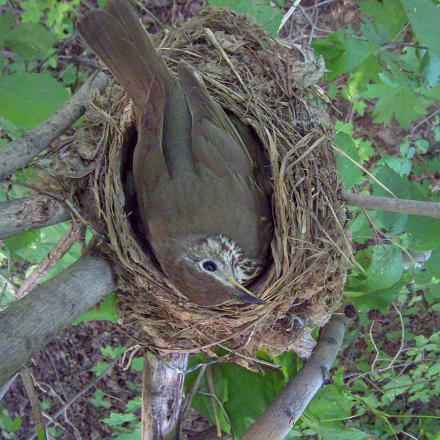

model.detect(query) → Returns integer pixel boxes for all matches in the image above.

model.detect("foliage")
[207,0,284,35]
[1,0,440,439]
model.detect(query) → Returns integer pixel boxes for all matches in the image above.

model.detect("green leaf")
[334,132,365,189]
[348,55,383,96]
[422,52,440,86]
[207,0,283,36]
[383,155,412,176]
[349,211,375,244]
[91,389,112,409]
[92,361,111,376]
[313,31,374,80]
[219,362,285,436]
[414,139,430,154]
[366,245,404,292]
[131,356,144,372]
[360,0,408,43]
[103,412,137,427]
[407,215,440,251]
[5,23,56,59]
[425,249,440,278]
[363,74,430,128]
[372,166,411,233]
[100,345,126,359]
[0,413,22,433]
[402,0,440,57]
[21,0,44,23]
[0,13,14,46]
[192,366,230,434]
[73,292,119,324]
[0,73,69,129]
[304,385,367,440]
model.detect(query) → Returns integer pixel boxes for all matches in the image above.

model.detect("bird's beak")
[227,274,266,305]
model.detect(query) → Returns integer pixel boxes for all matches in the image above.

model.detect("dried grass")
[54,8,352,361]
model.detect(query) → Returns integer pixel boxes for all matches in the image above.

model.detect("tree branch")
[343,192,440,219]
[0,254,116,386]
[242,314,346,440]
[141,352,188,440]
[0,195,69,240]
[0,72,109,182]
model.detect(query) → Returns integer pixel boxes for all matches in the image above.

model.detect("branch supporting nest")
[0,254,115,386]
[343,192,440,219]
[242,314,346,440]
[141,352,188,440]
[0,72,109,182]
[0,195,69,240]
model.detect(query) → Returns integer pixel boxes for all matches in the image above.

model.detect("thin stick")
[180,363,207,427]
[206,365,222,437]
[343,192,440,219]
[28,360,117,440]
[16,224,80,299]
[242,314,346,440]
[21,368,47,440]
[332,143,397,197]
[0,71,108,181]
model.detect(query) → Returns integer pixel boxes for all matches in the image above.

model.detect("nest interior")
[55,8,353,362]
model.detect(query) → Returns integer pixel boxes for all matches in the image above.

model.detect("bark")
[0,195,69,240]
[0,255,116,386]
[0,72,108,182]
[343,192,440,219]
[142,352,188,440]
[242,314,346,440]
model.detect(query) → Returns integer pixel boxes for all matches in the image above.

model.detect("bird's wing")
[150,64,272,258]
[177,64,255,178]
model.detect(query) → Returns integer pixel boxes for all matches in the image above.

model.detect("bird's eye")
[202,261,217,272]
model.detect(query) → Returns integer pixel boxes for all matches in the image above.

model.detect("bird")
[77,0,273,306]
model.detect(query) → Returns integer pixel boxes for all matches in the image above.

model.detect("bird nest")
[53,8,352,361]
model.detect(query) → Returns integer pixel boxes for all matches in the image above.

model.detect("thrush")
[78,0,273,306]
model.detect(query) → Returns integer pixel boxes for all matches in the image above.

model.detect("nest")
[52,8,352,361]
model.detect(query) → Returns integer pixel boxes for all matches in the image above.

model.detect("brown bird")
[77,0,272,306]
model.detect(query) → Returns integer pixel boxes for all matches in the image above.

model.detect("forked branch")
[0,72,108,182]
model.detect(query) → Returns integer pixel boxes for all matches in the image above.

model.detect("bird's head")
[167,235,266,306]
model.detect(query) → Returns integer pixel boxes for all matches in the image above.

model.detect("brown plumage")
[77,0,273,306]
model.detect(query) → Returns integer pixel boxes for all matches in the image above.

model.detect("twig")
[0,195,69,240]
[21,368,47,440]
[28,360,117,440]
[16,223,80,299]
[180,364,207,428]
[278,0,302,34]
[333,144,397,197]
[204,28,246,90]
[343,192,440,219]
[410,109,440,135]
[0,374,17,401]
[0,72,109,181]
[206,366,221,437]
[369,321,381,371]
[241,314,346,440]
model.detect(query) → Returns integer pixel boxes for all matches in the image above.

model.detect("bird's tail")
[77,0,172,114]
